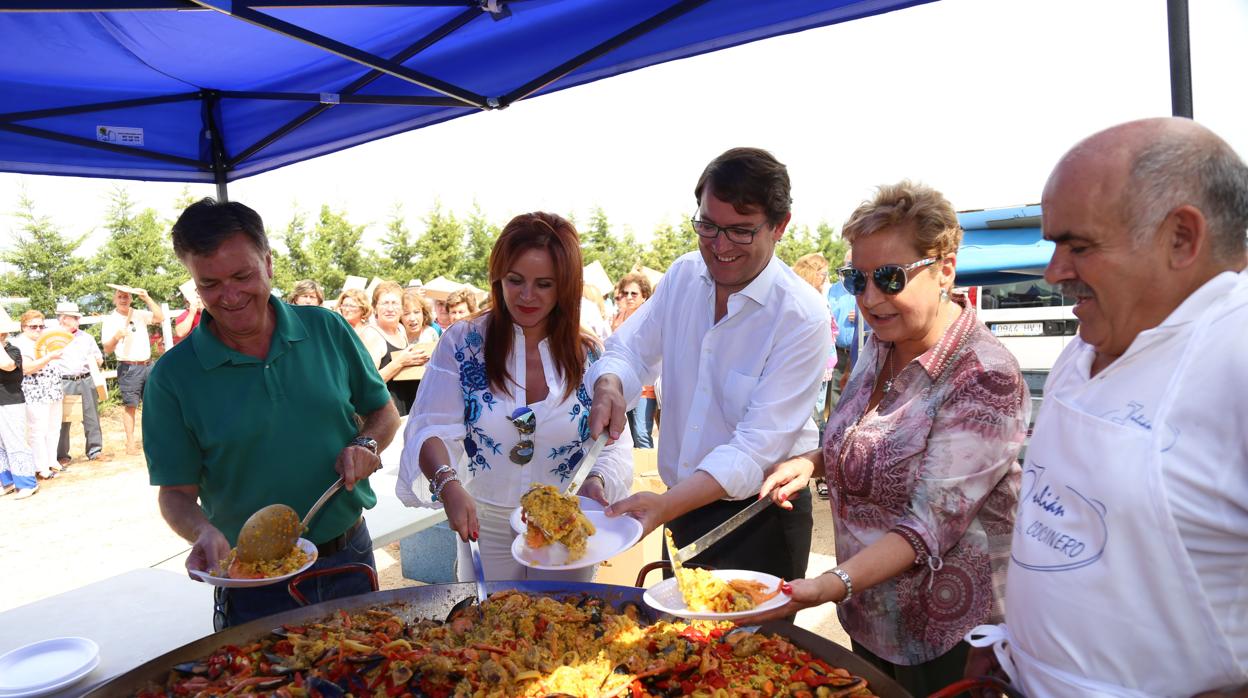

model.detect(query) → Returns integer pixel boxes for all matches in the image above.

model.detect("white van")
[955,205,1072,458]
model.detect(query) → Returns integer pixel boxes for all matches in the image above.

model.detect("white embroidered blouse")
[397,315,634,509]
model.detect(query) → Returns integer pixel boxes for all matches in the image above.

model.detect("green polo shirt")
[144,296,391,546]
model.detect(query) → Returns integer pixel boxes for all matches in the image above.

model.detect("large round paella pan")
[85,579,910,697]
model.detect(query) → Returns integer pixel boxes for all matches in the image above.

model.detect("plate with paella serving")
[510,484,641,570]
[643,530,789,620]
[644,568,788,620]
[189,538,318,588]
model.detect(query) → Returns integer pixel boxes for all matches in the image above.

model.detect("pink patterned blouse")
[824,298,1027,665]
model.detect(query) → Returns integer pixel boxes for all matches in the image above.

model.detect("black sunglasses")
[839,257,937,296]
[509,406,536,465]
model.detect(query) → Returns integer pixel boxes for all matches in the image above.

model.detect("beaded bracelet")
[432,475,460,503]
[426,464,455,495]
[827,566,853,602]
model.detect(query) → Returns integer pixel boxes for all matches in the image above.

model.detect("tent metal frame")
[0,0,1196,199]
[0,0,710,199]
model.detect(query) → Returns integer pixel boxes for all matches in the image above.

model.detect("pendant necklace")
[882,347,897,394]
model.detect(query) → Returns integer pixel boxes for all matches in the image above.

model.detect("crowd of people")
[0,284,165,499]
[5,115,1243,696]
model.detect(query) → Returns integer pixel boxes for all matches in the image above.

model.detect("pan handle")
[287,563,379,606]
[927,676,1024,698]
[633,560,714,587]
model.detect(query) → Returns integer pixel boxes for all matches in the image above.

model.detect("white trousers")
[26,400,60,476]
[456,499,596,584]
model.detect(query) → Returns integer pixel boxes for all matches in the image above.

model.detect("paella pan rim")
[82,579,910,698]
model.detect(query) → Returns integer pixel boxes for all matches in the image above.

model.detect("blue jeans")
[213,519,377,630]
[628,397,656,449]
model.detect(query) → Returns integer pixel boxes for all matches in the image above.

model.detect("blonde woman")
[757,182,1026,694]
[362,281,428,416]
[335,288,371,339]
[11,310,64,479]
[401,288,439,345]
[792,252,838,499]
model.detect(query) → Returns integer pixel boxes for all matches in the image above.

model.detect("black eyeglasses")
[690,215,766,244]
[509,406,536,465]
[23,324,44,329]
[839,258,937,296]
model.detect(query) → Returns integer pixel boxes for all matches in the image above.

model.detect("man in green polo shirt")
[144,198,400,629]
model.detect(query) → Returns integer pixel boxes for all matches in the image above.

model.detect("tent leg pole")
[1167,0,1193,118]
[216,180,229,203]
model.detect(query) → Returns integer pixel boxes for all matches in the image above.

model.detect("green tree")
[817,221,849,270]
[271,206,377,297]
[774,222,822,266]
[272,209,309,295]
[0,192,91,313]
[641,218,697,272]
[461,202,500,288]
[580,207,642,284]
[90,187,180,314]
[378,204,420,285]
[411,201,465,284]
[310,205,377,297]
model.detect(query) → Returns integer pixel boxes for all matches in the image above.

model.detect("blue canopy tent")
[955,204,1052,286]
[0,0,931,199]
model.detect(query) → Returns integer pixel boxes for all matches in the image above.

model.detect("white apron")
[969,294,1245,697]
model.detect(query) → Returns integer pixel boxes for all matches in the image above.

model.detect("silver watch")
[349,436,379,454]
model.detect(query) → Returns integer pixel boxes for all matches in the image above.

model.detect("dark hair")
[694,147,792,226]
[171,198,269,259]
[485,212,594,401]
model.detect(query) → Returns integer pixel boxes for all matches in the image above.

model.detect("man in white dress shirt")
[102,285,163,455]
[54,301,104,464]
[588,147,832,581]
[966,118,1248,696]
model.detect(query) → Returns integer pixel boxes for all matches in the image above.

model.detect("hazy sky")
[2,0,1246,255]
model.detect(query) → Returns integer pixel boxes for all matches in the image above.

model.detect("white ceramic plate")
[511,510,641,570]
[0,637,99,698]
[643,569,789,620]
[509,496,604,535]
[189,538,318,588]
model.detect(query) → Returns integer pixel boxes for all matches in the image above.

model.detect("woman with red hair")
[397,212,634,582]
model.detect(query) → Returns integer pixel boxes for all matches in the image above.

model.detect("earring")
[940,288,949,302]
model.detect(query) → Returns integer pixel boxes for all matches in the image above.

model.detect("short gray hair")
[1125,135,1248,261]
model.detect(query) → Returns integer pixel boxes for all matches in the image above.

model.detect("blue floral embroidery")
[456,327,500,474]
[549,379,596,481]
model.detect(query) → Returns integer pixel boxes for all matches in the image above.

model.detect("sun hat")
[54,301,83,317]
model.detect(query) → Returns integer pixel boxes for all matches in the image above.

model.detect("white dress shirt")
[1037,269,1248,665]
[397,315,633,509]
[53,326,102,376]
[588,252,831,500]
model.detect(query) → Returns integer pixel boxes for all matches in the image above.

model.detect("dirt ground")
[1,405,848,647]
[0,405,418,613]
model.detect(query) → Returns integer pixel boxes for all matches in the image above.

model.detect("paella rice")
[520,483,595,561]
[217,543,311,580]
[665,530,780,613]
[136,590,877,697]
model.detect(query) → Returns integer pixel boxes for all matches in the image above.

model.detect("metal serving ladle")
[235,477,344,563]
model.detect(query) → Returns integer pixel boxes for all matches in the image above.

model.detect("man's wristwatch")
[349,436,379,455]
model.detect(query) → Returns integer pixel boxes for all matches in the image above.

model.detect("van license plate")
[991,322,1044,337]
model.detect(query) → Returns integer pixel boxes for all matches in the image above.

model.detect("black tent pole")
[201,91,230,202]
[1167,0,1193,118]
